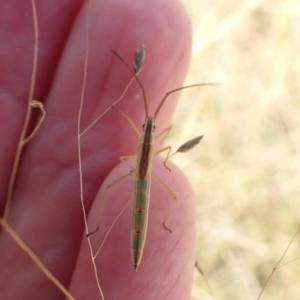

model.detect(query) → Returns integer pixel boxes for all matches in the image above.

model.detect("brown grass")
[172,1,300,299]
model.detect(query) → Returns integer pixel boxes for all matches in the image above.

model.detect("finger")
[0,0,82,208]
[0,1,86,299]
[69,0,195,297]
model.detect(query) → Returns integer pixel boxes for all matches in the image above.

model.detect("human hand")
[0,0,196,299]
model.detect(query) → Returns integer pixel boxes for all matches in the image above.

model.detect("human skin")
[0,0,196,299]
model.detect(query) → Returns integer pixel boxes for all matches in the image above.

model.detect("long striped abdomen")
[131,176,151,271]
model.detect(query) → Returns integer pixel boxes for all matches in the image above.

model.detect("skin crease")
[0,0,197,299]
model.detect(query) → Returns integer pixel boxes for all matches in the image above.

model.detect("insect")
[88,46,215,271]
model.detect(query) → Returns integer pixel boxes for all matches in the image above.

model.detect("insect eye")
[142,123,145,130]
[153,125,156,130]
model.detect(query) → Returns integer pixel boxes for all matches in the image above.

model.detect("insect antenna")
[111,48,149,117]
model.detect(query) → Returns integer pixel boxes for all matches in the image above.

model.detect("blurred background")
[168,1,300,299]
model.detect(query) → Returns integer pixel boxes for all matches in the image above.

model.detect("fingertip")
[87,156,196,298]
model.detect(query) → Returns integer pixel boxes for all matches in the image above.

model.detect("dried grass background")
[168,1,300,299]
